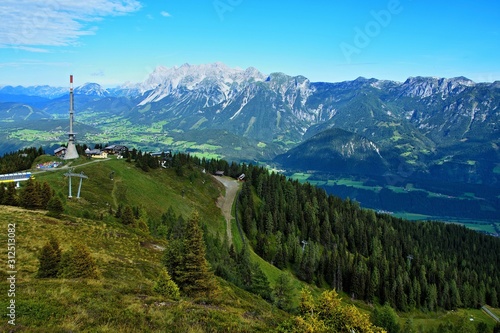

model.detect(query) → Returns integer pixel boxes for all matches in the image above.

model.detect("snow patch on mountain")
[137,63,267,105]
[74,83,110,97]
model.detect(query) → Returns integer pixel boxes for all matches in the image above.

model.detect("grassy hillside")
[0,207,284,332]
[0,156,290,331]
[32,156,225,234]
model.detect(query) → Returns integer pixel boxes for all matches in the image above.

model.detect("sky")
[0,0,499,87]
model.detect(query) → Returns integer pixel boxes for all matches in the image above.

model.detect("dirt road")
[214,176,240,245]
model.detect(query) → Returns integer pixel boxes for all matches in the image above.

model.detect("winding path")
[213,176,240,246]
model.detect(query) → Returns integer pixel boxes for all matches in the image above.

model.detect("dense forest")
[0,147,44,174]
[221,162,500,311]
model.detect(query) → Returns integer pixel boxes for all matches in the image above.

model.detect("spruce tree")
[0,185,5,203]
[58,243,99,279]
[46,196,64,218]
[176,211,218,298]
[272,273,295,312]
[20,177,42,209]
[4,182,18,206]
[121,205,135,225]
[40,182,54,208]
[163,238,184,284]
[36,237,62,278]
[154,268,180,300]
[250,263,272,300]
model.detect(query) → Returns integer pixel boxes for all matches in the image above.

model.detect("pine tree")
[3,182,18,206]
[0,185,5,203]
[58,243,99,279]
[237,246,253,288]
[250,263,272,300]
[40,182,54,208]
[36,237,62,278]
[154,268,180,300]
[163,238,184,284]
[121,205,135,225]
[46,196,64,218]
[272,273,295,312]
[176,211,218,298]
[115,203,123,218]
[20,177,42,209]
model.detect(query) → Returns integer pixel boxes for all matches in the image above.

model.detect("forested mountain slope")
[234,163,500,311]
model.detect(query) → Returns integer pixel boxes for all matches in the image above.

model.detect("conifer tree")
[237,246,253,288]
[272,273,295,312]
[46,196,64,218]
[0,185,5,203]
[154,268,180,300]
[163,238,184,284]
[58,243,99,279]
[36,237,62,278]
[20,177,42,209]
[3,182,18,206]
[121,205,135,225]
[176,211,218,298]
[250,263,272,300]
[40,182,54,208]
[115,203,123,218]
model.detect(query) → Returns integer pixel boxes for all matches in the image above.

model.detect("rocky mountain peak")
[74,83,110,97]
[136,63,267,105]
[400,76,475,98]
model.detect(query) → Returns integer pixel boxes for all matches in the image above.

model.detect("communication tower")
[64,75,79,160]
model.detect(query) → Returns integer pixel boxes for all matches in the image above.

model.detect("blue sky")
[1,0,499,87]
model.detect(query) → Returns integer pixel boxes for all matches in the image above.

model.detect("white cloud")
[91,70,105,77]
[0,0,142,50]
[160,11,172,18]
[11,46,50,53]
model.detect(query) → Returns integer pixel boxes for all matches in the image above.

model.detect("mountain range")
[0,62,498,222]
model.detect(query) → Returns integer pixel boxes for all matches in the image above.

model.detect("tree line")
[0,177,64,217]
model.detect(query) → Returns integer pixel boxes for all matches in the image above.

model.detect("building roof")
[54,147,66,154]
